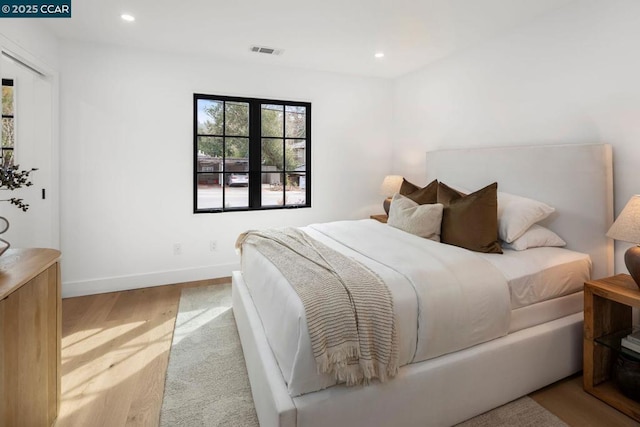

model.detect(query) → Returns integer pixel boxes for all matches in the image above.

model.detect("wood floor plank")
[531,375,640,427]
[62,292,120,337]
[60,296,87,331]
[124,342,175,426]
[104,289,147,323]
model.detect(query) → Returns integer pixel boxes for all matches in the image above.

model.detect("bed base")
[232,271,582,427]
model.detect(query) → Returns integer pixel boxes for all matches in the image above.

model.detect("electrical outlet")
[173,243,182,255]
[210,240,218,251]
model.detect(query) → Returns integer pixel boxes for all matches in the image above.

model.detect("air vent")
[250,45,284,56]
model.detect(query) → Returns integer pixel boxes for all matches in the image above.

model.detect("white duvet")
[241,220,511,397]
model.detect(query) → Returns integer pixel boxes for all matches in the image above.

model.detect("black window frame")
[193,93,311,213]
[1,78,14,164]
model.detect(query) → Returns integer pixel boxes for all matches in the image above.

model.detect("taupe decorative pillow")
[388,194,443,241]
[399,179,438,205]
[399,178,421,195]
[438,182,502,254]
[436,182,466,206]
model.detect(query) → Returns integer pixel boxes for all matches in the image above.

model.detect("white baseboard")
[61,263,239,298]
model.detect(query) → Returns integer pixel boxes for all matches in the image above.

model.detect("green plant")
[0,164,37,212]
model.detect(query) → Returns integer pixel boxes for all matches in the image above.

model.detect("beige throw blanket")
[236,228,398,386]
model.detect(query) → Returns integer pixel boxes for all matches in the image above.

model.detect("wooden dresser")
[0,248,61,427]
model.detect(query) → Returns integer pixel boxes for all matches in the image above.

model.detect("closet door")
[0,53,56,249]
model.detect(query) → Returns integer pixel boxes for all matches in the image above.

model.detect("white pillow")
[501,224,566,251]
[387,194,443,241]
[497,192,555,243]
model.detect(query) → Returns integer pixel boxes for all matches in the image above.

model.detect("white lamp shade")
[380,175,403,197]
[607,195,640,244]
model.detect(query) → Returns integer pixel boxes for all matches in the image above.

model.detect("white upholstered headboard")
[425,143,613,280]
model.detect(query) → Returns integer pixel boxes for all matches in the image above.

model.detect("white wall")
[392,0,640,274]
[0,20,59,70]
[59,41,393,296]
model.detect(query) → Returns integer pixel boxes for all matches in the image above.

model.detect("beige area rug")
[160,284,258,426]
[160,284,567,427]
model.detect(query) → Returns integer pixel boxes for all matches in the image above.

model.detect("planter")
[613,352,640,402]
[0,216,9,256]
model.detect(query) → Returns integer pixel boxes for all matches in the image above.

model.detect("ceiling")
[44,0,574,79]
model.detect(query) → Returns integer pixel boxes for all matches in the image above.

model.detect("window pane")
[262,138,284,171]
[261,104,283,137]
[2,84,13,116]
[197,99,223,135]
[225,137,249,171]
[224,171,249,187]
[197,155,221,173]
[224,173,249,208]
[261,173,284,207]
[1,149,13,166]
[2,118,14,148]
[196,173,222,209]
[286,173,306,206]
[285,139,305,171]
[197,136,222,172]
[285,106,306,138]
[225,101,249,136]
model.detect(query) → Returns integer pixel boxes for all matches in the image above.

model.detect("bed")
[232,143,613,427]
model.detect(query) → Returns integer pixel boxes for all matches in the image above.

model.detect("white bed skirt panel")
[232,271,583,427]
[233,271,297,427]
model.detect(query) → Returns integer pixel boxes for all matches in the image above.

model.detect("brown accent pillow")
[436,182,466,206]
[399,178,420,195]
[399,179,438,205]
[438,182,502,254]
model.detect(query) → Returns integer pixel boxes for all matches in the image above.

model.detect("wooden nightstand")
[584,274,640,421]
[370,214,388,223]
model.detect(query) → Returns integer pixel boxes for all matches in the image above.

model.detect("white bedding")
[479,247,591,309]
[240,219,591,398]
[509,291,583,333]
[242,219,512,397]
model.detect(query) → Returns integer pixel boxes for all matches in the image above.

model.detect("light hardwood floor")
[56,279,224,427]
[57,280,640,427]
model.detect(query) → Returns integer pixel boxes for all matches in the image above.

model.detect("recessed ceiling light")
[121,14,135,22]
[374,52,385,58]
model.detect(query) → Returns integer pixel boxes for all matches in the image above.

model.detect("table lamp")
[380,175,403,215]
[606,195,640,287]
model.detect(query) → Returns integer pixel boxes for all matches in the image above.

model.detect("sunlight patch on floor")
[57,315,176,426]
[171,305,231,345]
[62,322,144,357]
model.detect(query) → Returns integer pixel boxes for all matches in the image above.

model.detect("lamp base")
[625,245,640,288]
[383,197,392,215]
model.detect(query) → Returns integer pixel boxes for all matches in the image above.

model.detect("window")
[1,79,14,165]
[194,94,311,213]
